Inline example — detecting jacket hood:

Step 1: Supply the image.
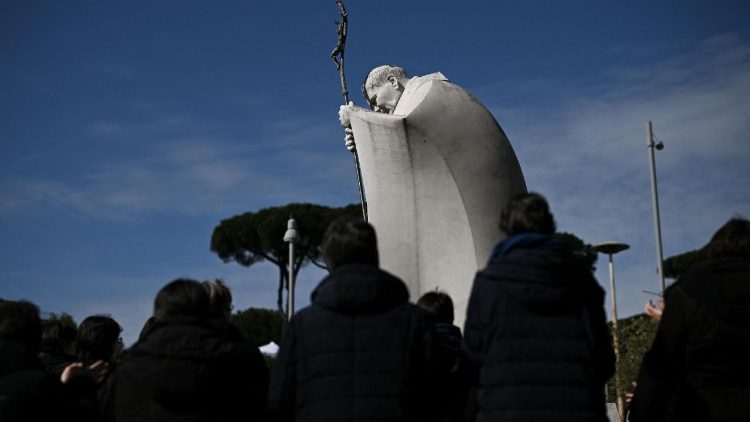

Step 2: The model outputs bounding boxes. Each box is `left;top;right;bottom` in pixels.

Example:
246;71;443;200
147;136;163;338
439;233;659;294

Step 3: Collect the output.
131;316;247;360
480;235;601;312
311;264;410;313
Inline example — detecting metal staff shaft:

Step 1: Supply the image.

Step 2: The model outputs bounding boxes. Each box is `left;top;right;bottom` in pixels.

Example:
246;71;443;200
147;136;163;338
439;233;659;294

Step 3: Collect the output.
331;0;367;221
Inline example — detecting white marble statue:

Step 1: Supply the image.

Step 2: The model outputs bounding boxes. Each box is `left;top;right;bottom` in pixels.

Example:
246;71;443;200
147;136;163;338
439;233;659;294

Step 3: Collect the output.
338;65;526;327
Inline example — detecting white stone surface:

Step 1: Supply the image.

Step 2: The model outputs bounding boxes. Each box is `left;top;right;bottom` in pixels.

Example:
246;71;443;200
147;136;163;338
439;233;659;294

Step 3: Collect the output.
346;71;526;327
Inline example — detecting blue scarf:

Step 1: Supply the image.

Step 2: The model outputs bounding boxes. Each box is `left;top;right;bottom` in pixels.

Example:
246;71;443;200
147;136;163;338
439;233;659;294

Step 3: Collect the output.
488;232;553;263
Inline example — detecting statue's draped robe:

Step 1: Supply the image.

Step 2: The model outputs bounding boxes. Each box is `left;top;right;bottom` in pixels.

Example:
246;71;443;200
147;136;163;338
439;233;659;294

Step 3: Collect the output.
348;73;526;326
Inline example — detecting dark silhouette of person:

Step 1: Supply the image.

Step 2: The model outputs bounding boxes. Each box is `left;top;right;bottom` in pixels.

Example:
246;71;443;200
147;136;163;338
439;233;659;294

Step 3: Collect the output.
0;299;99;422
630;217;750;421
102;278;269;421
463;192;615;421
417;290;469;422
38;319;77;377
269;217;435;422
76;315;122;367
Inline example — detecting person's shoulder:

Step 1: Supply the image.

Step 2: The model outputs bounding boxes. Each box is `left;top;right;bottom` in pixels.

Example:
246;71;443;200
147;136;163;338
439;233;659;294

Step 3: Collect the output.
669;257;750;298
0;365;62;398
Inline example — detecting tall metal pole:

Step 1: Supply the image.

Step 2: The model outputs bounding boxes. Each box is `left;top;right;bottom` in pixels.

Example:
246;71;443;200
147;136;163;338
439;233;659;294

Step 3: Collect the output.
607;253;625;422
284;218;298;321
593;241;629;422
647;121;666;293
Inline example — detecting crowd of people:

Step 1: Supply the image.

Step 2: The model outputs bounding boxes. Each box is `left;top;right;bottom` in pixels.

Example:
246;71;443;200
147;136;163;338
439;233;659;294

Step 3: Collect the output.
1;192;748;421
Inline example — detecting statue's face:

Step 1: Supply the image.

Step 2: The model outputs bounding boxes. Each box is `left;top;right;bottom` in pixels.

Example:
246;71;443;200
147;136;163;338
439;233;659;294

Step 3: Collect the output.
366;76;403;114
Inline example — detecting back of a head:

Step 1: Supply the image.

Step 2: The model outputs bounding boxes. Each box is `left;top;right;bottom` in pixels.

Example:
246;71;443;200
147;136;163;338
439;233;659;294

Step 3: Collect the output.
41;319;77;353
499;192;556;236
76;315;121;362
154;278;210;320
0;299;41;352
416;291;455;324
322;217;379;271
202;279;233;320
706;217;750;260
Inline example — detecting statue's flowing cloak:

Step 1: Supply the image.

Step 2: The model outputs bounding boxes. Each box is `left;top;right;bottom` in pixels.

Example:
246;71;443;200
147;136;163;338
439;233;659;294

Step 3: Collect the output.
348;73;526;325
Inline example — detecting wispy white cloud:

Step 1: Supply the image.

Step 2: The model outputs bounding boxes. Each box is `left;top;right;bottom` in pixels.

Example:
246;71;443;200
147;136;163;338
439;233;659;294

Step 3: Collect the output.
0;110;355;221
484;33;750;319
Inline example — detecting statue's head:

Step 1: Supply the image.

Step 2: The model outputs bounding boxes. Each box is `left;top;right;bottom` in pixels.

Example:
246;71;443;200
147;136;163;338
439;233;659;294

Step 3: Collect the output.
362;65;409;114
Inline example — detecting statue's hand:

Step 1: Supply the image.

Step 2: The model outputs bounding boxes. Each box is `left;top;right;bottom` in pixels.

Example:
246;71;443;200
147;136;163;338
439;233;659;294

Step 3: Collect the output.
344;127;356;152
338;101;355;127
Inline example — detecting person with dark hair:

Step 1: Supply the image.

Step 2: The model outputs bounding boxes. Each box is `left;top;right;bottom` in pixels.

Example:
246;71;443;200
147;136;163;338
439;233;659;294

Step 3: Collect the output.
269;217;435;422
464;192;615;421
39;319;77;377
320;216;380;269
0;299;99;421
417;291;469;422
76;315;122;366
153;278;211;319
75;314;121;408
417;290;455;325
103;278;269;421
629;217;750;421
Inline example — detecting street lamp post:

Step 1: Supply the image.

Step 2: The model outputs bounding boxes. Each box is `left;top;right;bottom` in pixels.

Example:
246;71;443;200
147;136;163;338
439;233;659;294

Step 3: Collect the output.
593;241;630;422
647;121;666;294
284;217;299;321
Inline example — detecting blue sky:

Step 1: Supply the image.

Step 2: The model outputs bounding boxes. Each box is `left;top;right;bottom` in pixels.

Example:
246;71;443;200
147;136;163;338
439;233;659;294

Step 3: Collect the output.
2;1;749;345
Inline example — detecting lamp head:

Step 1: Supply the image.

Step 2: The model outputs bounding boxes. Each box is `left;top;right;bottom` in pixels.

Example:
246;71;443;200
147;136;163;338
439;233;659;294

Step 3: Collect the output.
283;218;298;243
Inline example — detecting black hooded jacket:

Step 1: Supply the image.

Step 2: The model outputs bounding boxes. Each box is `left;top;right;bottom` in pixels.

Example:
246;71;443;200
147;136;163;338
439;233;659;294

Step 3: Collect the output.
102;316;269;422
268;264;433;422
464;234;615;422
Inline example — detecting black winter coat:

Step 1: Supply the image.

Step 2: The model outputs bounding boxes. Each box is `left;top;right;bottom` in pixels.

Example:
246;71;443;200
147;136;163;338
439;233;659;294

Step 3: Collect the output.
268;264;434;422
0;339;98;422
102;317;269;422
38;349;76;377
629;257;750;422
464;234;615;422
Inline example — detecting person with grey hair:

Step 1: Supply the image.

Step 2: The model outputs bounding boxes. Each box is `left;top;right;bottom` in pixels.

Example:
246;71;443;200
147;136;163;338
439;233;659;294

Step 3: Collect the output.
463;192;614;422
202;278;233;321
269;217;435;422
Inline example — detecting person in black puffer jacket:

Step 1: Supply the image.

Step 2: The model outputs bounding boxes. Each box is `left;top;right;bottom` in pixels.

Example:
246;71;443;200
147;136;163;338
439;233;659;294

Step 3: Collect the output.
269;217;434;422
102;279;270;422
629;217;750;422
464;192;615;422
